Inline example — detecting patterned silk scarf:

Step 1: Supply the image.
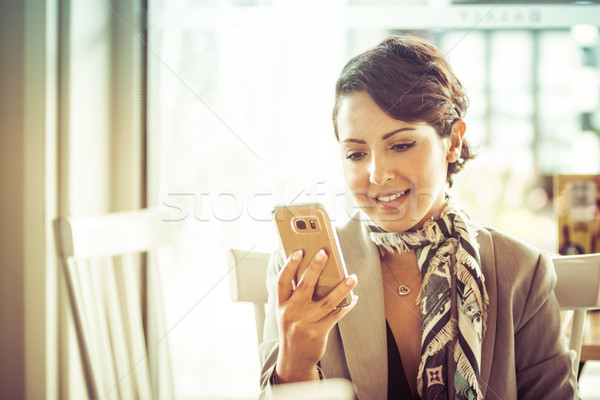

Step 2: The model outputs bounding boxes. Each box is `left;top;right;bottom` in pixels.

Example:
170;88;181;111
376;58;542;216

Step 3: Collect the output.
364;198;489;400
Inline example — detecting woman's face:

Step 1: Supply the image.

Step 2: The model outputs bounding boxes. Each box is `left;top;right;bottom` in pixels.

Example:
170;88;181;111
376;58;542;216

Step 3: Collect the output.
336;92;463;233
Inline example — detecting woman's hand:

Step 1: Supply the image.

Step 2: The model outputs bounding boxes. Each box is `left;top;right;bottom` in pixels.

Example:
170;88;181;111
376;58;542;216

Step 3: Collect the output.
275;249;358;383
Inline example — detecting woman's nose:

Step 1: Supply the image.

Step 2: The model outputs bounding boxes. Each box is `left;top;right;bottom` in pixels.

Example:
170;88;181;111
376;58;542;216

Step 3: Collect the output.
369;154;393;186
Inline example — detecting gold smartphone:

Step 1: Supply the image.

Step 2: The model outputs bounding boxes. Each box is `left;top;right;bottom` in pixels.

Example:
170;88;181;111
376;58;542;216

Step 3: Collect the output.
272;203;352;308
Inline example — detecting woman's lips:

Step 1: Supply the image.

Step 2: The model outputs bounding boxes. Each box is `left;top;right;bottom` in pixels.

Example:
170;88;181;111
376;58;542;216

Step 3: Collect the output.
373;189;410;209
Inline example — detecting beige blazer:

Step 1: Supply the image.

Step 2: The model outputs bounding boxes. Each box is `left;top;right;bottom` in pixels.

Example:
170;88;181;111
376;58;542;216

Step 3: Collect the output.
259;216;577;399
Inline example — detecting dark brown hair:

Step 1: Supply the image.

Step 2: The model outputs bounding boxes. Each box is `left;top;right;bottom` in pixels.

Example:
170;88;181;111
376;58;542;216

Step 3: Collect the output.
332;35;475;187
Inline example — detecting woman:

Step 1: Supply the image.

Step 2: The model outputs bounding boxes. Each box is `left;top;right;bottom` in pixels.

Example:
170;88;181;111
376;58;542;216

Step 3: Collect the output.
259;35;576;399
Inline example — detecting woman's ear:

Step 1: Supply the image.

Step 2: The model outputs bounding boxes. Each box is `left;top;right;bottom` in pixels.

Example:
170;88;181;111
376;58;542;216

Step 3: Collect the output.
447;119;466;163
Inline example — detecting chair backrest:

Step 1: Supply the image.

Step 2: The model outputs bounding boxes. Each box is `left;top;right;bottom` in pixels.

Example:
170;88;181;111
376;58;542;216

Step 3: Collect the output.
54;208;175;400
552;253;600;389
227;249;270;344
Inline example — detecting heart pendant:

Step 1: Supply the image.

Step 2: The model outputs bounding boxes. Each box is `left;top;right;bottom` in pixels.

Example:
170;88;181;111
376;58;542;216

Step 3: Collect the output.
398;284;410;296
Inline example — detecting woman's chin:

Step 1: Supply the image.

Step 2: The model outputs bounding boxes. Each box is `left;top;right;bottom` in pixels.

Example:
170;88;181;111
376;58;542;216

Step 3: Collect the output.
360;206;433;233
361;211;413;233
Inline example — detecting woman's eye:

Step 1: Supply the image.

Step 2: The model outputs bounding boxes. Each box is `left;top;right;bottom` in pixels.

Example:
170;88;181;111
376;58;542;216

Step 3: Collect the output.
345;152;367;161
391;141;416;152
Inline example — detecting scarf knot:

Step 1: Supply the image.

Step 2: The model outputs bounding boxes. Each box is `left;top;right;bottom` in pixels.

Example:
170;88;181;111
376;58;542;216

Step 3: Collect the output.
363;198;488;400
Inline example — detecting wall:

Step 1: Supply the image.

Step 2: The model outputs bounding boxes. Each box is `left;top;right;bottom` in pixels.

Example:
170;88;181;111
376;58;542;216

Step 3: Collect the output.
0;1;26;398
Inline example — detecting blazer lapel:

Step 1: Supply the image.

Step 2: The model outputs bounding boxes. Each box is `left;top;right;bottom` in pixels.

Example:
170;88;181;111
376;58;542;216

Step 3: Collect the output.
477;227;498;399
335;217;388;400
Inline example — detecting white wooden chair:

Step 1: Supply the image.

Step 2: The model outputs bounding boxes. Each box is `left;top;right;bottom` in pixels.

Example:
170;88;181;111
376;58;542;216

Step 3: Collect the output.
552;253;600;396
54;208;175;399
227;249;270;345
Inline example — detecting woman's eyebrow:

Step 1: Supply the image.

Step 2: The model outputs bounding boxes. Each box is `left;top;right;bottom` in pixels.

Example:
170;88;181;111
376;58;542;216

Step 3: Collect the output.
381;127;415;140
341;138;366;144
341;127;415;144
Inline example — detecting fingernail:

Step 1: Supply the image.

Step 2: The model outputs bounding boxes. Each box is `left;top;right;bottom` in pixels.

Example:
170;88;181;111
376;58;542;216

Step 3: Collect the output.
316;249;326;261
346;274;357;286
292;250;303;261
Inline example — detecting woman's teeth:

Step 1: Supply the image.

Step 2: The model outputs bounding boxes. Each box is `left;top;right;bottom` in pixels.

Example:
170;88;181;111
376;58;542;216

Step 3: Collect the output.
377;190;407;202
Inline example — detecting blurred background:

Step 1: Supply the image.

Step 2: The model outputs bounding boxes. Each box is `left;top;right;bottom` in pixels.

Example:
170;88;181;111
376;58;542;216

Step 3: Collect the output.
2;0;600;399
148;1;600;397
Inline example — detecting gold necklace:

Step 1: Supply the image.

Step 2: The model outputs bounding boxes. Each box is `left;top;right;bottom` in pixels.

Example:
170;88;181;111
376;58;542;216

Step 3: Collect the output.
383;262;422;296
